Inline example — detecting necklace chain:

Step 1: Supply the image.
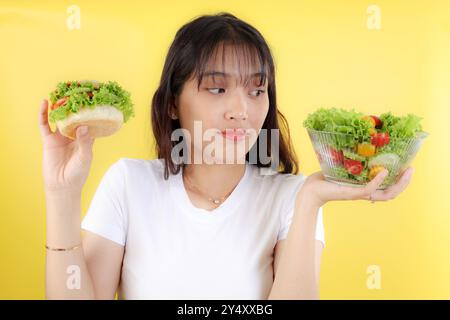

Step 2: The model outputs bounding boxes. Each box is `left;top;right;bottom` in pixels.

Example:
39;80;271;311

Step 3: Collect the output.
183;171;233;206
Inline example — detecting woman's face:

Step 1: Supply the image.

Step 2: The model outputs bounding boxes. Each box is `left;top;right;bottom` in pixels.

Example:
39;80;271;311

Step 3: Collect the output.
174;46;270;165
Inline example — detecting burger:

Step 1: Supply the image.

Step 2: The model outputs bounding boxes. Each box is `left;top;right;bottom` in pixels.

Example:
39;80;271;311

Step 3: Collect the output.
48;80;134;139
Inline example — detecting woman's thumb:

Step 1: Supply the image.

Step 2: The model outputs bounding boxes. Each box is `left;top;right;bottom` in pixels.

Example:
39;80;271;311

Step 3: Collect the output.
75;126;95;161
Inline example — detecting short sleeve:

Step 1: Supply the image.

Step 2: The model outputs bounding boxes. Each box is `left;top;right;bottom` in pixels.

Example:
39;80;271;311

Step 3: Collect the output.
81;159;128;246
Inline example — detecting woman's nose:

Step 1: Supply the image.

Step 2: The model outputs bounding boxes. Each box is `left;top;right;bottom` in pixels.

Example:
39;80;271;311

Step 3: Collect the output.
227;111;248;120
224;92;249;120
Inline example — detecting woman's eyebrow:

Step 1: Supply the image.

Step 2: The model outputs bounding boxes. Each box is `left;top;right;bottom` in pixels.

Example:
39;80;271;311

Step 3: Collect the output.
202;71;268;87
203;71;266;79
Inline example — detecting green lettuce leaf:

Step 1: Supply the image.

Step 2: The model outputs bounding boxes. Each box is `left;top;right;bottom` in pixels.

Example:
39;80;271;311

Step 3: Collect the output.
48;80;134;123
376;112;424;156
303;107;372;150
379;112;423;138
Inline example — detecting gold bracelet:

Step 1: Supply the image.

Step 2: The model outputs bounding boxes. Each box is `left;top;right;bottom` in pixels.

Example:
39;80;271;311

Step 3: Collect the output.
45;244;82;252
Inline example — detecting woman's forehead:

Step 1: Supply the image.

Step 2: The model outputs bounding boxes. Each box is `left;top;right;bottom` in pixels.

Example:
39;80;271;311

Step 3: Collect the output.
204;45;266;77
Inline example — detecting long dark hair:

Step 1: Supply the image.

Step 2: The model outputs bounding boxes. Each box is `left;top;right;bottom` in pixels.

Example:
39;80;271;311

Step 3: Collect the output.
151;12;298;180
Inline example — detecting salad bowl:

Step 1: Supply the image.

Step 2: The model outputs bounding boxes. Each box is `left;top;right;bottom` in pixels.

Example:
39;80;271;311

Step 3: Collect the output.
304;108;428;189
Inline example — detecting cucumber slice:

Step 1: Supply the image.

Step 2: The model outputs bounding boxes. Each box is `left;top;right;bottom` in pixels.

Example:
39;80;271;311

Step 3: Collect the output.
368;153;400;169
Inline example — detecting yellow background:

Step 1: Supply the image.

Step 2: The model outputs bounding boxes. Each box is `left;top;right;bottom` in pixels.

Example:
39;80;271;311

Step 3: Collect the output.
1;0;448;299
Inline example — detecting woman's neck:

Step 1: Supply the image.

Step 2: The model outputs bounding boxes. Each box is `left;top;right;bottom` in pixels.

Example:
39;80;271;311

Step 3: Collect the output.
182;161;247;199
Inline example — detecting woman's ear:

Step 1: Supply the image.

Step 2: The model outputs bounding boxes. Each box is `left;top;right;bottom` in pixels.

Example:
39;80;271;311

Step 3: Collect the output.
168;103;179;120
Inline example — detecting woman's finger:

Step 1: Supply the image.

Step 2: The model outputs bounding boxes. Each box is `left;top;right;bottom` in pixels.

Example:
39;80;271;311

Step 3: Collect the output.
53;125;74;144
336;169;388;201
39;100;52;138
75;125;95;162
373;167;414;201
360;169;389;200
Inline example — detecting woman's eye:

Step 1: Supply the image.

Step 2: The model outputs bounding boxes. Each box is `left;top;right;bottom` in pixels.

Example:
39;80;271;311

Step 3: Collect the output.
207;88;266;96
208;88;225;94
250;89;266;97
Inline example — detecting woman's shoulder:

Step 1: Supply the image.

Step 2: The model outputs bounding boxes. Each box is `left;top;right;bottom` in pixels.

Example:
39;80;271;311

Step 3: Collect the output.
115;157;164;168
249;164;309;195
251;165;307;184
110;157;167;181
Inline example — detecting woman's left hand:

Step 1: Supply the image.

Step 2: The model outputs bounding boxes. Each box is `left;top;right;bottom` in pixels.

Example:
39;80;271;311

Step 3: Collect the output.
303;167;415;207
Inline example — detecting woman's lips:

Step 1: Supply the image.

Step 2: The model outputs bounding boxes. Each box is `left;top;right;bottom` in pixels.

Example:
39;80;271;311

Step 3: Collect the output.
220;128;248;141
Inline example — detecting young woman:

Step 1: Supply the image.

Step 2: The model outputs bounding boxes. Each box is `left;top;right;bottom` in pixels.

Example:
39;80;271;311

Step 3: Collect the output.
39;13;414;300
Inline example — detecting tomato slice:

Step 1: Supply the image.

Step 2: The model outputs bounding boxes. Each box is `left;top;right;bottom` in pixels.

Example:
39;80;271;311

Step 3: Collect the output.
362;115;383;129
344;158;364;175
50;97;68;110
371;132;390;147
370;115;383;129
323;146;344;165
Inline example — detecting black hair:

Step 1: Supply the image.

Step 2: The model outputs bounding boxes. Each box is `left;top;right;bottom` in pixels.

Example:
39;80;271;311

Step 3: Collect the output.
151;12;298;179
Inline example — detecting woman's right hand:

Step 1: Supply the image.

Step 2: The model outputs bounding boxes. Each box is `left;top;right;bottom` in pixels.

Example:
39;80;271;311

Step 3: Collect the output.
39;99;96;193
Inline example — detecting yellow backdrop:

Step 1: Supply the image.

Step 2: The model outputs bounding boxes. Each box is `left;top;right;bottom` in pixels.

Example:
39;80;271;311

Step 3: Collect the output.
1;0;448;299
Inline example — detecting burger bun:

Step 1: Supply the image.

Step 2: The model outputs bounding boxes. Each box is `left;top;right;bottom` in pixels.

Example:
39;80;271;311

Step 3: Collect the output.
56;105;124;139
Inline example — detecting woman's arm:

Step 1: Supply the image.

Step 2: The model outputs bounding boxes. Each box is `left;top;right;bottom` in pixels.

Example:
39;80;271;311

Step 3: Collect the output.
45;190;95;299
273;239;323;295
268;166;413;300
268;189;321;300
39;99;124;299
45;191;124;299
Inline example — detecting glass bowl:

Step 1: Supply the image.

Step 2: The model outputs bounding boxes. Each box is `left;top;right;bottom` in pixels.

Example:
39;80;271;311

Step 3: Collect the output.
306;128;429;189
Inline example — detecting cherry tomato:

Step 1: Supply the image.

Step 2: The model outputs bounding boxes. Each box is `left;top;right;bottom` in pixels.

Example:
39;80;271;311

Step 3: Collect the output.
344;158;364;175
324;146;344;165
371;132;390;147
370;115;383;129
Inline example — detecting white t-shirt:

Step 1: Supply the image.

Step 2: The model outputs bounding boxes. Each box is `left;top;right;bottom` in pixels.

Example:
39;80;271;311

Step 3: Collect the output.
81;158;325;300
